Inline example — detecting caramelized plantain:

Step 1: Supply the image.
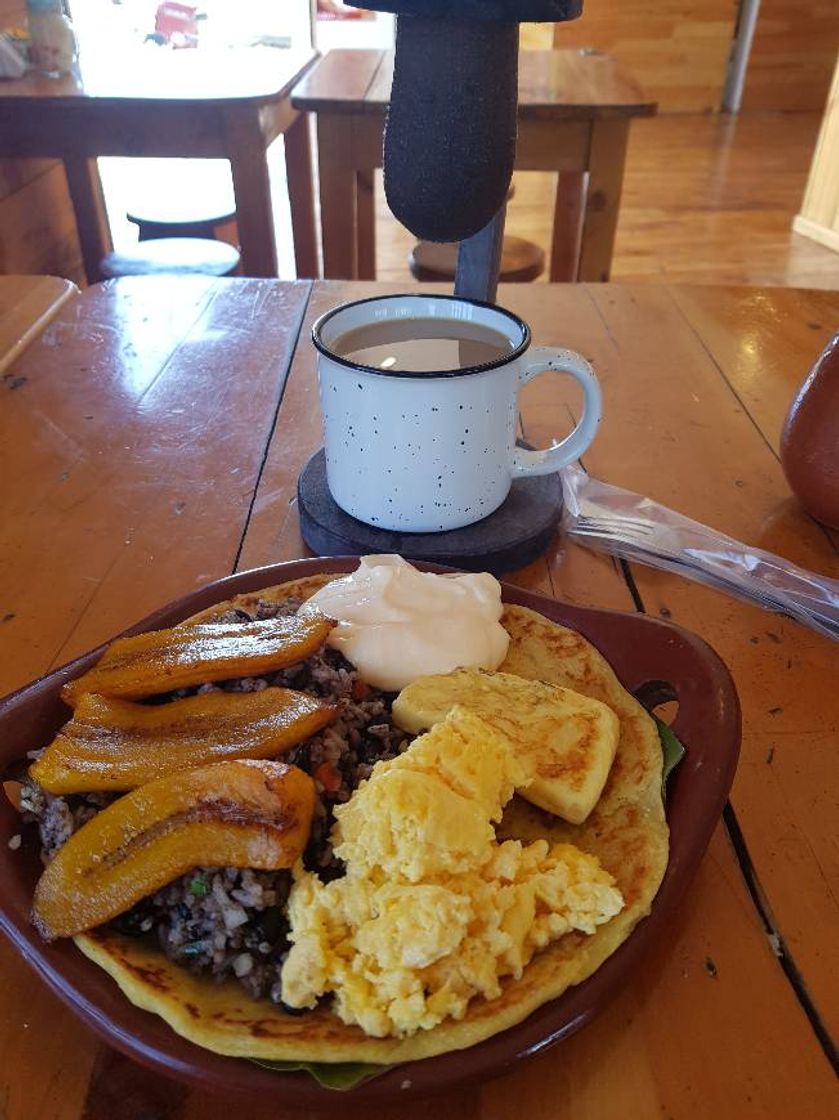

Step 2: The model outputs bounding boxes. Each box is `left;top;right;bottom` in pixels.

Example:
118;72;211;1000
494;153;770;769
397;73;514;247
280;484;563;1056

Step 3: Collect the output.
61;614;334;706
30;689;337;794
32;759;315;940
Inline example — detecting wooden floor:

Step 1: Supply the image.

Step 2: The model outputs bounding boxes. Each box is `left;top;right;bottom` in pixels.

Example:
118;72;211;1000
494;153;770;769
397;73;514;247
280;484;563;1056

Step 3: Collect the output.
373;111;839;290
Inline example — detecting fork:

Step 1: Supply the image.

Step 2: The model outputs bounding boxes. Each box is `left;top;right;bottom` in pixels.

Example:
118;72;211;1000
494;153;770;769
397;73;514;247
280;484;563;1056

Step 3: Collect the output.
562;468;839;641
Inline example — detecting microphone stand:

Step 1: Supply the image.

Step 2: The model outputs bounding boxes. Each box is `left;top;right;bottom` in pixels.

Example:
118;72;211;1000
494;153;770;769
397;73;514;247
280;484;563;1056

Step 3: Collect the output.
454;205;507;304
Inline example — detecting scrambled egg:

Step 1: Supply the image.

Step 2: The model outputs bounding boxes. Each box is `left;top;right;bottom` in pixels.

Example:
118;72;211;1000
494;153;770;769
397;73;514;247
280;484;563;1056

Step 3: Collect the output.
333;705;525;881
280;707;624;1038
393;667;620;825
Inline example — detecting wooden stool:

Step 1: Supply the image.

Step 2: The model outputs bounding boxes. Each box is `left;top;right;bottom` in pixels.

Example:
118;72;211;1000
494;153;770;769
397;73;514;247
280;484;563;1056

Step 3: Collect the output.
100;238;241;278
409;236;545;283
128;212;237;242
125;159;236;242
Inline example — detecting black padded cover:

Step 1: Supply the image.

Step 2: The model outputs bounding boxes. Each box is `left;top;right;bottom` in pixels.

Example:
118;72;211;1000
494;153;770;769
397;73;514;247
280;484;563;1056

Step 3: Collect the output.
383;18;518;241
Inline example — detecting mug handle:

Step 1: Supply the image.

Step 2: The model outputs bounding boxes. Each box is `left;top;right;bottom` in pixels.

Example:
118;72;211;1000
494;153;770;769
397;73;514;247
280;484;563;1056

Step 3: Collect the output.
512;346;603;477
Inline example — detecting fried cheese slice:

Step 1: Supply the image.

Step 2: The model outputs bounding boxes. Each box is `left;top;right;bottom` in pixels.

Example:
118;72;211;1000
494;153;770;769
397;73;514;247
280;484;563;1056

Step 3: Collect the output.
393;668;619;824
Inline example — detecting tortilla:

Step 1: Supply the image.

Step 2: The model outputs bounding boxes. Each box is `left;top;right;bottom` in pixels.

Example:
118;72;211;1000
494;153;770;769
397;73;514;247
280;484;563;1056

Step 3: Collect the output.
74;573;669;1064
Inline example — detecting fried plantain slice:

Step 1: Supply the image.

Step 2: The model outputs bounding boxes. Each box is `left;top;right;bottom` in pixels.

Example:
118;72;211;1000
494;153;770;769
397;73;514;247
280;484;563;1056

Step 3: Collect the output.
61;614;334;706
31;689;336;794
32;759;315;940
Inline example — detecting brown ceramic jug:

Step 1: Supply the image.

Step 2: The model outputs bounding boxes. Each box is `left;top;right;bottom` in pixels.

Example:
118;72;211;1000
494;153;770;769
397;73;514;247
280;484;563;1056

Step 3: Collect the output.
780;332;839;530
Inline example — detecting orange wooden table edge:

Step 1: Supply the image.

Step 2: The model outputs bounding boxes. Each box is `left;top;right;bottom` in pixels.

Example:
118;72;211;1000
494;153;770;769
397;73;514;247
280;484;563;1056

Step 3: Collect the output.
0;275;80;377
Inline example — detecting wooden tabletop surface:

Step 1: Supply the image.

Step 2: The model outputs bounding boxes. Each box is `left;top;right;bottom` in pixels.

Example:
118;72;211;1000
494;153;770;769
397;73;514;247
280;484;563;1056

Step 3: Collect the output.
292;48;657;119
0;45;316;105
0;277;837;1119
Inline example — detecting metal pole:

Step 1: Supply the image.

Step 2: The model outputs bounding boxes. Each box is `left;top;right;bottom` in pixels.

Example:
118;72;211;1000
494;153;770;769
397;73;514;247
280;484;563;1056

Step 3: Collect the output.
454;205;507;304
722;0;761;113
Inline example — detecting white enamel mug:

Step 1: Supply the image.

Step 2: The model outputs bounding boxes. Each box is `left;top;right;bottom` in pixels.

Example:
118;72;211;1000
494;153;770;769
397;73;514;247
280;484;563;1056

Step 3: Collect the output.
312;294;602;533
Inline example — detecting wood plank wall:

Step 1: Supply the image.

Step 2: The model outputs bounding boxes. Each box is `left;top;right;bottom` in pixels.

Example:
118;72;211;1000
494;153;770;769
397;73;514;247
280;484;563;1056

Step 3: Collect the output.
552;0;738;113
740;0;839;112
551;0;838;114
0;1;84;282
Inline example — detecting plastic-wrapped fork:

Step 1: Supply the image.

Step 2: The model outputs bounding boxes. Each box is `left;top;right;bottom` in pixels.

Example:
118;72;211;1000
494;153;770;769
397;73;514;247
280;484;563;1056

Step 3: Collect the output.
561;465;839;641
570;515;780;608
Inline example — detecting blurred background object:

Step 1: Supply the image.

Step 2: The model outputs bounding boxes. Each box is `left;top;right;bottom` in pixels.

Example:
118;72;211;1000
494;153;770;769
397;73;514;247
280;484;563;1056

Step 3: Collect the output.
25;0;77;75
316;1;368;21
0;0;837;288
147;2;200;50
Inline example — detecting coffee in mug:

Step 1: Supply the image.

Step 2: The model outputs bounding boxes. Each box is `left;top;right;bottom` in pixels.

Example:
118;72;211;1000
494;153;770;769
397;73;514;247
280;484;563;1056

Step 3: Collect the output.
333;318;514;373
312;294;602;533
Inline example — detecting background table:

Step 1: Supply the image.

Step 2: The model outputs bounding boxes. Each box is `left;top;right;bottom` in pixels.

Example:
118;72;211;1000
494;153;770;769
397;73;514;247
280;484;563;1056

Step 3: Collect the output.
0;47;319;283
292;49;656;282
0;277;837;1118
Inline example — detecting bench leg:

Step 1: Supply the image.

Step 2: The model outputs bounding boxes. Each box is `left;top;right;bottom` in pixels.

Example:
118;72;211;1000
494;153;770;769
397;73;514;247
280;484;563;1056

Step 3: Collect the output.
317;114;357;279
63;156;112;285
225;107;278;278
285;112;319;280
356;168;376;280
577;119;630;283
550;171;585;281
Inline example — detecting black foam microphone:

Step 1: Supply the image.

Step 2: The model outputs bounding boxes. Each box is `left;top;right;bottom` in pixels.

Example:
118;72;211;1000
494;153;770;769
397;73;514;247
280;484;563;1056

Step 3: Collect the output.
350;2;582;244
385;16;518;243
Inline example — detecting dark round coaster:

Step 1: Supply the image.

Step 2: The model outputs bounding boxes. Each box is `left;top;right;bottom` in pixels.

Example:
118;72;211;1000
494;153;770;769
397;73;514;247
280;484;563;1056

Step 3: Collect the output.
297;448;562;575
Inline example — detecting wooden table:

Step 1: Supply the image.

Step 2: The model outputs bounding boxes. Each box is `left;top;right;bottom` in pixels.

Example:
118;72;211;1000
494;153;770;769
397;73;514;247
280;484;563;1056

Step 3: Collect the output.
1;277;837;1119
291;49;656;282
0;274;78;375
0;47;320;284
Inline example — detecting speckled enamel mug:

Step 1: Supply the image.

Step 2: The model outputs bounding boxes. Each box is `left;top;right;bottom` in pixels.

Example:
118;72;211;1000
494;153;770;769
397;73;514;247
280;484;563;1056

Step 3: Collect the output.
312;294;602;533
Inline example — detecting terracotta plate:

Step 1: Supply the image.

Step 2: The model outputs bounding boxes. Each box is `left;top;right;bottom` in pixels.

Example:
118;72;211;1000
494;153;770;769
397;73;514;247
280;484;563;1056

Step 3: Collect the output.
0;558;740;1104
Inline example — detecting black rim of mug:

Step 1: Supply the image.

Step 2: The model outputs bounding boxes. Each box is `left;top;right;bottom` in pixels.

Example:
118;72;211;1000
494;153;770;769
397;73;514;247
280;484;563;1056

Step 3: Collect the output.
311;293;532;379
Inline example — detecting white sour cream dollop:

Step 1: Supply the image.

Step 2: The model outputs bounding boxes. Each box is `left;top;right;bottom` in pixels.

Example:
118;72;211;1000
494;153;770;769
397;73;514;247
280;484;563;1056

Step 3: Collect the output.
299;555;510;692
